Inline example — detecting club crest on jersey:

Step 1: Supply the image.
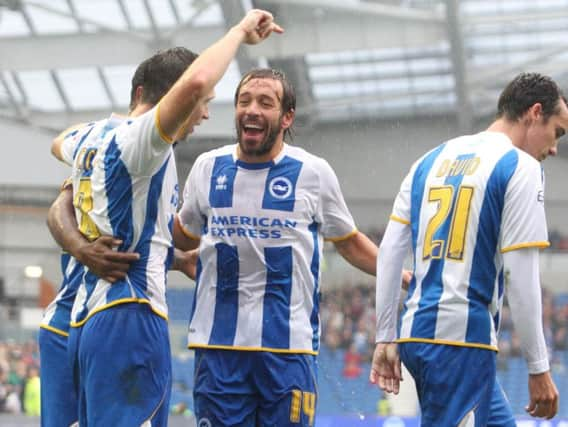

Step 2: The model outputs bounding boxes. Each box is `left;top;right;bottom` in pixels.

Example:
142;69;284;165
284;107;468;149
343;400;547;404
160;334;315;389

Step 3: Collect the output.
269;176;293;199
215;174;228;190
197;418;212;427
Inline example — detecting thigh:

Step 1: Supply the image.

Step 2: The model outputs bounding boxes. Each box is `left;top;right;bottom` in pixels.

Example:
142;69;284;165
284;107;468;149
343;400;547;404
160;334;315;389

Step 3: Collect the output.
39;328;78;427
79;304;171;427
400;342;495;427
255;353;318;427
193;349;257;427
487;379;516;427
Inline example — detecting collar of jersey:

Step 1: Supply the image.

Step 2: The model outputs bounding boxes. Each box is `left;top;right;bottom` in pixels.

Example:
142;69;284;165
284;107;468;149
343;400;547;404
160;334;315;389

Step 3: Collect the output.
235;159;275;170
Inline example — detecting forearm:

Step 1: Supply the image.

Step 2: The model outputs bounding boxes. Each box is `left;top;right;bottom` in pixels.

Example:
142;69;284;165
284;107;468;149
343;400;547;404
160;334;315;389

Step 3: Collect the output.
158;26;246;137
375;220;411;342
504;248;550;374
173;215;200;252
171;248;186;271
47;188;88;258
334;231;378;276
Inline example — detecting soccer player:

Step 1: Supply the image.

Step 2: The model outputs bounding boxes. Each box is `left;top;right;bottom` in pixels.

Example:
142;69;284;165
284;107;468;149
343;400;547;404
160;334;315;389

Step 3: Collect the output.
45;10;283;426
44;48;199;427
38;248;83;427
40;150;140;426
173;68;380;426
370;72;565;425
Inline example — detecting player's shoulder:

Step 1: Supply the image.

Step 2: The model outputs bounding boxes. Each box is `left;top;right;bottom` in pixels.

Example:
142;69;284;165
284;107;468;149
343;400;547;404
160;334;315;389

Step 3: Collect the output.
283;144;332;172
80;115;126;145
193;144;236;168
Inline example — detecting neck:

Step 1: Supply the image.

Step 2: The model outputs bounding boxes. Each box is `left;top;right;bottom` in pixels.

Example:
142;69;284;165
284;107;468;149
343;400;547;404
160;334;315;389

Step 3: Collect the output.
486;117;527;150
129;102;153;118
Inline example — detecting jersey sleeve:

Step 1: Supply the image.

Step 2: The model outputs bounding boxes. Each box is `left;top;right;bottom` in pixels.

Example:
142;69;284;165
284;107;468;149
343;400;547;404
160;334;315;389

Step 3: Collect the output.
59;123;97;166
390;161;419;225
375;219;412;342
177;155;206;239
113;105;174;176
503;248;550;374
500;155;549;253
316;158;357;241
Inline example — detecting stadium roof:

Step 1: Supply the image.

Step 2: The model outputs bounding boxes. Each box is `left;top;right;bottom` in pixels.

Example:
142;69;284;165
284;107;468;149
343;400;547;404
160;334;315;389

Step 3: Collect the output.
1;0;568;152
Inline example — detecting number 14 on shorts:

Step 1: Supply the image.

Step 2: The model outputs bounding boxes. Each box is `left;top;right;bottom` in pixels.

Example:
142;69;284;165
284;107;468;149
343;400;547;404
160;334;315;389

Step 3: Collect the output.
290;389;316;426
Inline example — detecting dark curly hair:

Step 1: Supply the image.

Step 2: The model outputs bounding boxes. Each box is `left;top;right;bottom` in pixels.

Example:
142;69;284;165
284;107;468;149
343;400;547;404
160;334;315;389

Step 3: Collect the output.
497;72;564;123
129;47;198;110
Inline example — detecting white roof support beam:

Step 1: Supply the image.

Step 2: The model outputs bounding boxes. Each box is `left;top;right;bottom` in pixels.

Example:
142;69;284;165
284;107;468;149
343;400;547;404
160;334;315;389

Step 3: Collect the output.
0;101;237;138
116;0;134;30
0;72;24;117
0;28;220;71
257;0;444;22
1;6;446;71
49;69;71;112
445;0;472;134
468;44;568;88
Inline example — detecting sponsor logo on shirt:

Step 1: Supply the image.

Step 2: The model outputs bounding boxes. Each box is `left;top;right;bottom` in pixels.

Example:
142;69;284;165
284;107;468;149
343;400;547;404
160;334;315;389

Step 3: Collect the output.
209;215;298;239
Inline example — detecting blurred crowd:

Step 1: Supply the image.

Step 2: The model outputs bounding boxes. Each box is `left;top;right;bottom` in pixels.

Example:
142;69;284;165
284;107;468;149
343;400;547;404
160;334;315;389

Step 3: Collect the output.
0;339;40;415
320;282;568;378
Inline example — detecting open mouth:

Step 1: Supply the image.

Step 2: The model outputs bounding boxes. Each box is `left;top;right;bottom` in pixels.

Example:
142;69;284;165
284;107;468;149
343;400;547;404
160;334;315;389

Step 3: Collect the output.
242;123;265;139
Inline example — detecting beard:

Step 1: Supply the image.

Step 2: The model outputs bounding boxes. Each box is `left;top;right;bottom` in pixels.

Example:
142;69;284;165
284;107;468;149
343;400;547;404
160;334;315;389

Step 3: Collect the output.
236;116;282;158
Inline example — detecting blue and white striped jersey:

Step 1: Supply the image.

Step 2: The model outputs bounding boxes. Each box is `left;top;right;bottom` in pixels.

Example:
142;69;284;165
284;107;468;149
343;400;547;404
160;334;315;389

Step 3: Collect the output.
60;107;178;326
40;253;85;336
390;131;549;350
178;144;357;354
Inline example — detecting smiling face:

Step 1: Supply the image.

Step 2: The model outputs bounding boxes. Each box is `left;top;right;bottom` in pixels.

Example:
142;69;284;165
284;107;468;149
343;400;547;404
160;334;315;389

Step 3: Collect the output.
234;77;294;162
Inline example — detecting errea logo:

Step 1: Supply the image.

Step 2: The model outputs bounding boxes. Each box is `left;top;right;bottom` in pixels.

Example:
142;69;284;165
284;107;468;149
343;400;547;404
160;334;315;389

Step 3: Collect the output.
269;176;292;199
537;190;544;203
215;174;228;191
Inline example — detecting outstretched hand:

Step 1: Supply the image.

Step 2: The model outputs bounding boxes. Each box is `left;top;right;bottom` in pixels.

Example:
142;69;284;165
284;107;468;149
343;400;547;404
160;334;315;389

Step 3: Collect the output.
238;9;284;45
369;342;402;395
75;235;139;283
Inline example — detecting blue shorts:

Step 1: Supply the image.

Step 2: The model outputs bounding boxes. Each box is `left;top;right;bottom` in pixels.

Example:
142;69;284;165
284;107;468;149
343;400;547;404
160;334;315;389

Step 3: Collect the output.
487;379;516;427
67;303;171;426
400;342;513;427
38;328;78;427
194;349;318;426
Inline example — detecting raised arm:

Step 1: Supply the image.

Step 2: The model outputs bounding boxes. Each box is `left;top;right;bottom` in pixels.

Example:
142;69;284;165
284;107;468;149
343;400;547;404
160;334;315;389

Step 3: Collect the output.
157;9;283;141
47;186;139;282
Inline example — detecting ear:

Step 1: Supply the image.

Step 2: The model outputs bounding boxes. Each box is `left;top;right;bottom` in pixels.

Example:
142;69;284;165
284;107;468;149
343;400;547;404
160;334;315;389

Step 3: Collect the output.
528;102;543;120
281;109;295;131
134;85;144;106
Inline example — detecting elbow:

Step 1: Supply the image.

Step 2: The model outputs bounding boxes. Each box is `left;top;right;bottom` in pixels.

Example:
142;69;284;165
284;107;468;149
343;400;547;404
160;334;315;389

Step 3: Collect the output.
46;202;58;238
185;71;212;100
51;138;62;161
